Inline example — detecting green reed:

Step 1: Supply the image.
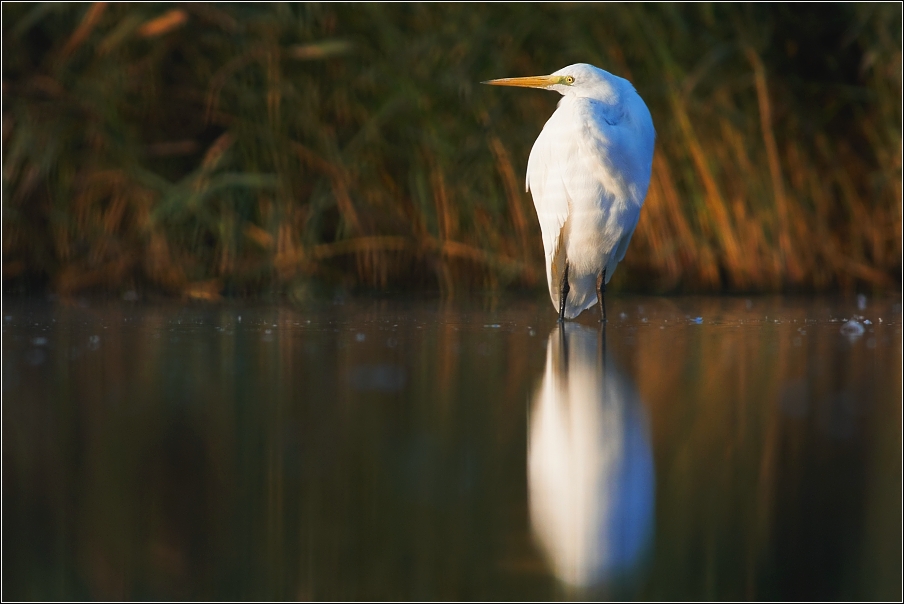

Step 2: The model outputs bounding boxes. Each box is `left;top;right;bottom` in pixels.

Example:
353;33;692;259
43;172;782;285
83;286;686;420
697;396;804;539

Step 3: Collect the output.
2;3;900;298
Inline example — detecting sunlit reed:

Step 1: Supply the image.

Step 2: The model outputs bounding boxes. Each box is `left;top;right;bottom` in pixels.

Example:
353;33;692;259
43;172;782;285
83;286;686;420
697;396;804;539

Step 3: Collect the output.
2;4;899;297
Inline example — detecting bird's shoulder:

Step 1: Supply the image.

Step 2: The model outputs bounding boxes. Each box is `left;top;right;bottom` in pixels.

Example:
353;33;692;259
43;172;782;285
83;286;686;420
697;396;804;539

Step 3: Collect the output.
526;98;611;194
554;96;624;133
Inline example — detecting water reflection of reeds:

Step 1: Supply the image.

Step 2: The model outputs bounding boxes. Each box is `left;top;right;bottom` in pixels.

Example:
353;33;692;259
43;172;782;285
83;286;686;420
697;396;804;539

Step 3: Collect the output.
2;297;901;600
3;300;552;599
612;297;903;600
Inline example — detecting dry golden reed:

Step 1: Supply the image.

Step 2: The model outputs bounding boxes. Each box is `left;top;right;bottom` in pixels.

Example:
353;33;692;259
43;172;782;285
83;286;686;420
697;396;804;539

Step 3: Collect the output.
2;3;900;298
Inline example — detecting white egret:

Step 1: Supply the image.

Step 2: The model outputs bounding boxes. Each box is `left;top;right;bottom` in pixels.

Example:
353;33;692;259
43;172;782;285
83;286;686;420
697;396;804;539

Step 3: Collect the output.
485;64;655;321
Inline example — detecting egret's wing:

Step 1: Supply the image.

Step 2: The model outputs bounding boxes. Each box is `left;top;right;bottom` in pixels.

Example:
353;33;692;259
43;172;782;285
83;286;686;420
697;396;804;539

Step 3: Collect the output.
568;98;645;287
569;99;633;211
526;111;573;306
608;226;636;277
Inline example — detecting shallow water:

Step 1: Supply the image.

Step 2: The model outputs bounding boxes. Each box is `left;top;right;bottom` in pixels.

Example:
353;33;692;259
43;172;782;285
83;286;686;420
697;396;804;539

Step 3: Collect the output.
3;294;901;600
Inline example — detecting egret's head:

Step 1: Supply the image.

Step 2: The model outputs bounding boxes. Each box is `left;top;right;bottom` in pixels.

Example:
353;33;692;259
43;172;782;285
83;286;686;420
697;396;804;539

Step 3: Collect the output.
483;63;626;102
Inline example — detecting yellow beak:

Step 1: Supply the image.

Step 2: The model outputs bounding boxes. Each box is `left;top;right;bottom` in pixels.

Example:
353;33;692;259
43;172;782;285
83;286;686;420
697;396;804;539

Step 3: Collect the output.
482;75;563;89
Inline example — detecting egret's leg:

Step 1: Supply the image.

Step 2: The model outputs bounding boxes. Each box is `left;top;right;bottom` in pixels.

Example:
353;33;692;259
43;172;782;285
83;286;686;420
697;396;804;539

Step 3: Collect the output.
598;318;607;372
596;269;608;323
558;263;570;323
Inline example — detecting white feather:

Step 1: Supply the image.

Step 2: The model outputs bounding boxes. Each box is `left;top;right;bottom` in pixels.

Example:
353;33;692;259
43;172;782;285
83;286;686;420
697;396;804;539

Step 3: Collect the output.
525;64;655;319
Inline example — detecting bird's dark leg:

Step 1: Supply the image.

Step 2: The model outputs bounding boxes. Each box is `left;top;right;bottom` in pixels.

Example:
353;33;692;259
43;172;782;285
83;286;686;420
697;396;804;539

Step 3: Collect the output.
558;263;570;323
596;269;608;323
597;316;607;373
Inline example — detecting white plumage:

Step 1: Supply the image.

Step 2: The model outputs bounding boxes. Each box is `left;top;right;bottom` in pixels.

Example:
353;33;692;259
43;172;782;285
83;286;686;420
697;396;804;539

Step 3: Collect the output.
486;64;655;320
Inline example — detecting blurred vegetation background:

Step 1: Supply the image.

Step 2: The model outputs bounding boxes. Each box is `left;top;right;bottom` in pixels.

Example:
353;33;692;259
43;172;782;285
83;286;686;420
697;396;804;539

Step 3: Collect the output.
2;3;901;300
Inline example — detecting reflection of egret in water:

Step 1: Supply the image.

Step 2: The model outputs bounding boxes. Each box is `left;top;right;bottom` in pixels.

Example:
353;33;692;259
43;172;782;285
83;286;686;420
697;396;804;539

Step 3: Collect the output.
528;323;655;589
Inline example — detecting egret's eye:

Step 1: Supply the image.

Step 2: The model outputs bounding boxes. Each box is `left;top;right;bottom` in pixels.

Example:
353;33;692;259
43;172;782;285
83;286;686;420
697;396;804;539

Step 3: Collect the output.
564;75;575;85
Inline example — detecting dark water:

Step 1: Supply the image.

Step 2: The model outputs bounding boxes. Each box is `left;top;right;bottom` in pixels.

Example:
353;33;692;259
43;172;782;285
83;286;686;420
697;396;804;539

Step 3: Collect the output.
3;295;901;601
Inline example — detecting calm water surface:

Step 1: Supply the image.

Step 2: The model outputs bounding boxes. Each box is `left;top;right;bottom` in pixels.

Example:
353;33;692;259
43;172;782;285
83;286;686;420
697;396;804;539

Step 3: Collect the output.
3;295;901;600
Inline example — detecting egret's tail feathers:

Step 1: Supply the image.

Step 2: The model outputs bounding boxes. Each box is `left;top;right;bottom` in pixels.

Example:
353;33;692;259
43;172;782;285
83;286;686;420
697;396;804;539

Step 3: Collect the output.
547;271;600;319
